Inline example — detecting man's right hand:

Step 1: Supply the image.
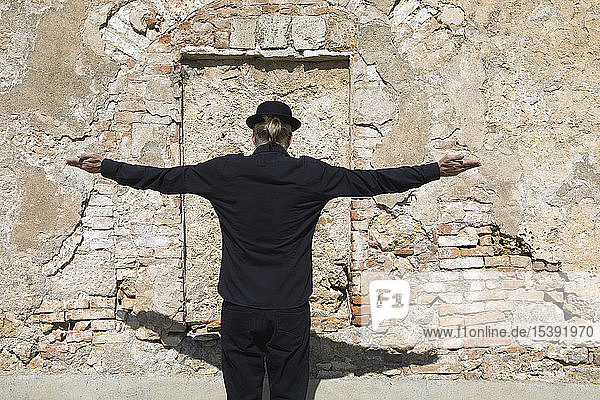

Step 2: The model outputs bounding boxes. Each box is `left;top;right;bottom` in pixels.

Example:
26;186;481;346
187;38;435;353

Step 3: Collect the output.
437;154;481;177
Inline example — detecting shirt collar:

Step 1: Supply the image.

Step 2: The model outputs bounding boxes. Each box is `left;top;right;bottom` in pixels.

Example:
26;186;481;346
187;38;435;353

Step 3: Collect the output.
252;142;290;156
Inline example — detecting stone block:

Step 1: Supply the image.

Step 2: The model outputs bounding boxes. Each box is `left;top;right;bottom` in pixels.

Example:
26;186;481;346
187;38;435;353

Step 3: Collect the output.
257;14;290;49
230;18;256;49
291;16;326;50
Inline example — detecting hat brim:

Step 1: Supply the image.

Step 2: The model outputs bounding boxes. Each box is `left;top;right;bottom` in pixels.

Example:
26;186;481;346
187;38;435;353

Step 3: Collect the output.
246;113;301;132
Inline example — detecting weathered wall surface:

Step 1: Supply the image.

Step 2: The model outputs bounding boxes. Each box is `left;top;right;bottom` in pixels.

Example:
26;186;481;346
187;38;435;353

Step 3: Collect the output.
1;0;599;384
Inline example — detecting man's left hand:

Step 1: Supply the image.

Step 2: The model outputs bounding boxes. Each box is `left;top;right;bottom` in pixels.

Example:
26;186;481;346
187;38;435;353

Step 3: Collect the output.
65;153;104;174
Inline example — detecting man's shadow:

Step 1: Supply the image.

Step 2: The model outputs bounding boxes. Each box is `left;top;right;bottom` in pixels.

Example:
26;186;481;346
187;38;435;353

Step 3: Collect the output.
121;309;438;400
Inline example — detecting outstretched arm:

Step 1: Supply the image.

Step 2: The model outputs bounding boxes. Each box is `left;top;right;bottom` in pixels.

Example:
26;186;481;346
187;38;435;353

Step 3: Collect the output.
65;153;221;196
308;153;481;199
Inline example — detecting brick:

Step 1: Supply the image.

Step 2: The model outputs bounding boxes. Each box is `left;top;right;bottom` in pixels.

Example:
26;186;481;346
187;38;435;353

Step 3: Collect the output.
438;223;461;235
393;248;414;256
439;247;459;259
350;210;365;220
39;342;68;353
65;331;93;343
500;279;525;290
439;315;464;326
484;255;510;267
475;226;493;235
421;282;445;292
439;303;485;315
509;255;532;268
351;199;373;208
440;257;484;269
32;311;65;323
460;246;494;257
483;300;515;312
351;220;369;230
73;321;90;331
214;29;230;49
64;298;89;310
92;332;129;344
65;308;115;321
478;235;493;245
532;260;546;271
411;363;462;374
465;290;506;301
89;297;115;309
507;289;544;302
464;311;506;325
469;280;486;291
438;292;464;303
91;320;122;331
351;314;370;326
438;234;478;247
114;111;144;123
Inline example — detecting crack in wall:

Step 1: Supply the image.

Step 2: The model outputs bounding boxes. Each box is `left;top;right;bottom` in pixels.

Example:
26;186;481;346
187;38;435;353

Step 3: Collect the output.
41;194;91;277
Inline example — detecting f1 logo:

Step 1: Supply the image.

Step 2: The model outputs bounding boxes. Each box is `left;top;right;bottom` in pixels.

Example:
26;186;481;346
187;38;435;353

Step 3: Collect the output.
369;280;410;331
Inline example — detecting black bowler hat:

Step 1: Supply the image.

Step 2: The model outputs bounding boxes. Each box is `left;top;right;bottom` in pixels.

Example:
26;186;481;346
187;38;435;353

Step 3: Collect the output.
246;100;301;132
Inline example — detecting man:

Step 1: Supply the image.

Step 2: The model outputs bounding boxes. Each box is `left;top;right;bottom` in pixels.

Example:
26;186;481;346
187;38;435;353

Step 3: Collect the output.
66;100;480;399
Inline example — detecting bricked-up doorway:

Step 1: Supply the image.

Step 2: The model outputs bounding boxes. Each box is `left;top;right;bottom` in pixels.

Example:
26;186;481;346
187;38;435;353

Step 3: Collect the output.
181;56;351;323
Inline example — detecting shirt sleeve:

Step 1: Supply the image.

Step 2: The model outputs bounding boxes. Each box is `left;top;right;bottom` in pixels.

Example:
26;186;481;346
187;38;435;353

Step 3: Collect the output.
100;157;222;197
305;158;440;200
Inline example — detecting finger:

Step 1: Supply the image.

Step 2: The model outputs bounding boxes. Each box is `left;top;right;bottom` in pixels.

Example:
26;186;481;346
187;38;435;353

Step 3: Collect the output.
461;160;481;168
65;157;81;165
446;154;464;161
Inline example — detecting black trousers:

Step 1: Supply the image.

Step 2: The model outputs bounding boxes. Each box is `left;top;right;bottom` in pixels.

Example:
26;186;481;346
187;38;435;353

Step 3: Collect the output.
220;300;310;400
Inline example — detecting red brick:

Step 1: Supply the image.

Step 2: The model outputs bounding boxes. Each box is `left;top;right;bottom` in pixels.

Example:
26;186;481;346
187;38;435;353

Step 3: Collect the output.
158;34;171;44
350;261;366;271
214;30;230;49
484;255;509;267
154;65;173;74
89;297;115;309
439;247;459;259
65;331;93;343
351;314;370;326
475;226;493;235
350;210;365;221
32;312;65;323
351;199;372;208
438;223;461;235
39;342;68;353
262;4;279;12
478;235;493;245
65;308;115;321
64;298;89;310
460;246;494;257
393;248;414;256
114;111;144;123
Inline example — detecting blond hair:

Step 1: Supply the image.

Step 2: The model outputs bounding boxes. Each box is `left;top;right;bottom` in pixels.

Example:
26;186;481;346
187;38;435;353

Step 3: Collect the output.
252;116;292;147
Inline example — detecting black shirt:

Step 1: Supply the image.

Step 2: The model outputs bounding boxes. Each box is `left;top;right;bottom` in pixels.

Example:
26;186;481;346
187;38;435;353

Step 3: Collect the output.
100;142;441;309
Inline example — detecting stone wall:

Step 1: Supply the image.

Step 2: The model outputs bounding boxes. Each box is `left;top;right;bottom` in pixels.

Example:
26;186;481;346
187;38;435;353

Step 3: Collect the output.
1;0;599;383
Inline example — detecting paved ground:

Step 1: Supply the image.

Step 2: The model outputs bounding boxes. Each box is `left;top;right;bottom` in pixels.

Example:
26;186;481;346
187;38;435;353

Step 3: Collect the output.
2;373;599;399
